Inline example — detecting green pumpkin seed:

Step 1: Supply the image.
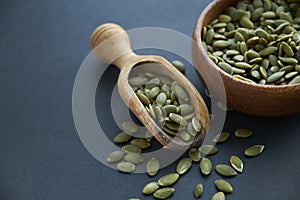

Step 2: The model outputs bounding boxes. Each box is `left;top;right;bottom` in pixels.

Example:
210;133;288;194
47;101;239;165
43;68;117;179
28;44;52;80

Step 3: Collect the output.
215;180;233;193
240;17;254;29
176;158;192;175
136;93;151;106
184;112;196;121
279;57;298;64
150;87;160;99
158;173;179;186
179;131;191;142
235;128;253;138
206;28;215;44
163;105;179;115
230;155;244;173
267;71;285;83
129;76;147;86
107;150;125;163
172;60;185;73
162;126;177;136
156;93;167;106
122;144;142;154
130;139;150;149
259;46;278;56
193;183;204;198
199;145;218;155
161;84;171;98
117;162;135;173
235;62;252;69
128;198;140;200
211;192;225;200
178;104;193;115
233;55;244;62
244;145;265;157
189;148;201;162
215;164;237;177
285;71;298;79
173;84;189;102
114;132;132;143
252;8;264;21
289;75;300;85
213;132;230;143
200;157;212;175
192;117;202;132
153;188;175;199
165;121;181;131
122;122;138;133
124;153;144;164
213;40;231;49
146;157;160;176
169;113;188;126
218;62;233;74
142;182;159;195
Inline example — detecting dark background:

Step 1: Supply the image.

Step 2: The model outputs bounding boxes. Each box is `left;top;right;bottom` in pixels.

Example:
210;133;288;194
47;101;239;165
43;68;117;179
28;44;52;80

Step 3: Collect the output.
0;0;299;199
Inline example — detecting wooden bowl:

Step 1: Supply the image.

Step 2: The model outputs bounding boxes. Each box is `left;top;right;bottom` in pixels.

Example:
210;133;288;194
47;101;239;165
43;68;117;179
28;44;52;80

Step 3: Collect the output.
192;0;300;117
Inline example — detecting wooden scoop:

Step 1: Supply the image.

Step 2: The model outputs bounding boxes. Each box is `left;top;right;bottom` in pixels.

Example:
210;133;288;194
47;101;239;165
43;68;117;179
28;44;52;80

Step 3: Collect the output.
90;23;210;151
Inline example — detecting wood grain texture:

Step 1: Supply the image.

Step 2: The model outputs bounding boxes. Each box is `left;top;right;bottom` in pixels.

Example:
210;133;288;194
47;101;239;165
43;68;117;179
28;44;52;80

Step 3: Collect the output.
192;0;300;117
90;23;210;150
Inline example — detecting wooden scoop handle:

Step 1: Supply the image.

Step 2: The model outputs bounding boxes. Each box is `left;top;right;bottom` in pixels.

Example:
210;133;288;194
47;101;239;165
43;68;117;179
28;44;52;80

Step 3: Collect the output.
90;23;136;69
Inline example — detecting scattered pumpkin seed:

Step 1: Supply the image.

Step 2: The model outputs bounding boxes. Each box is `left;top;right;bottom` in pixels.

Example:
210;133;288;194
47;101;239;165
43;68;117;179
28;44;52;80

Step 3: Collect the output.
158;173;180;186
153;188;175;199
142;182;160;195
213;132;230;143
130;139;151;149
107;150;125;163
172;60;185;74
199;145;218;155
215;164;237;177
235;128;253;138
193;183;204;198
211;192;225;200
176;158;192;175
122;122;138;133
244;145;265;157
124;153;144;164
122;144;142;154
189;148;201;162
230;155;244;173
117;162;135;173
114;132;132;143
146;157;160;176
215;179;233;193
200;157;212;175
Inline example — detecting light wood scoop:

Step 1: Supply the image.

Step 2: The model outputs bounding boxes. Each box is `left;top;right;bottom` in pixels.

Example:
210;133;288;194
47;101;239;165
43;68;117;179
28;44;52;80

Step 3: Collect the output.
90;23;210;151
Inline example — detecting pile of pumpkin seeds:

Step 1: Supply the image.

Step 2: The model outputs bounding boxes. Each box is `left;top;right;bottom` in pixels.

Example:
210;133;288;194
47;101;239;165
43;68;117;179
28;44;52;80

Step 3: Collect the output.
202;0;300;85
128;71;202;142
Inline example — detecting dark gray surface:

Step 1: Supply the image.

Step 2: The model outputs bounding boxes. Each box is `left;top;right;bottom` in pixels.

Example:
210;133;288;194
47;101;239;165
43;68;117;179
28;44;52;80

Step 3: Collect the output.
0;0;299;199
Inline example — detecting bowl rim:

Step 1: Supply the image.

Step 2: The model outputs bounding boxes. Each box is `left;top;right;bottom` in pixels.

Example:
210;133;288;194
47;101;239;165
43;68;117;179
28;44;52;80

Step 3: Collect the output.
193;0;300;90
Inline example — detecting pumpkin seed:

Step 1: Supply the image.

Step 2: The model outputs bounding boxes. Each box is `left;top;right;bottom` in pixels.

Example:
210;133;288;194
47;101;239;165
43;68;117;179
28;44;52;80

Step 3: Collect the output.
235;62;252;69
122;144;142;154
153;188;175;199
235;128;253;138
173;84;189;102
114;132;132;143
211;192;225;200
122;122;138;133
146;157;160;176
172;60;185;74
128;198;140;200
193;183;204;198
158;173;179;186
259;46;278;56
215;164;237;177
213;40;231;49
189;148;201;162
244;145;265;157
117;162;135;173
215;179;233;193
178;104;193;115
267;71;285;82
124;153;144;164
130;138;151;149
176;158;192;175
107;151;125;163
230;155;244;173
199;145;218;155
289;75;300;84
169;113;188;126
150;87;160;99
156;93;167;106
200;157;212;175
129;76;147;86
142;182;159;195
136;93;151;106
279;57;298;64
192;117;202;132
179;131;191;142
218;62;233;74
213;132;230;143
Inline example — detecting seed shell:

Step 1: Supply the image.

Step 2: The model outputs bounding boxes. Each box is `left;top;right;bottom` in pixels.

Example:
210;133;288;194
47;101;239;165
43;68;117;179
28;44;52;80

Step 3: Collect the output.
153;188;175;199
230;155;244;173
215;179;233;193
215;164;237;177
158;173;180;186
193;183;204;198
244;145;265;157
200;157;212;175
176;158;192;175
142;182;159;195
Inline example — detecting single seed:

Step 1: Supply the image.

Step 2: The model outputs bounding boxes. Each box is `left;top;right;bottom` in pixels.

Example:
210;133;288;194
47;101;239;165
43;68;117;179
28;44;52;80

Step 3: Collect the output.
169;113;188;126
158;173;180;186
117;162;135;173
129;76;147;86
235;129;253;138
289;75;300;85
122;122;138;133
153;188;175;199
176;158;192;175
199;145;218;155
107;151;125;163
150;87;160;99
146;157;160;176
230;155;244;173
244;145;265;157
267;71;285;83
211;192;225;200
192;117;202;132
213;40;231;48
142;182;160;195
172;60;185;73
240;16;254;29
259;46;278;56
279;57;298;64
215;164;237;177
114;132;132;143
163;105;179;115
193;183;204;198
213;132;230;143
156;93;167;106
200;157;212;175
136;93;151;106
189;148;201;162
124;153;144;164
179;104;193;115
235;62;252;69
218;62;233;74
215;180;233;193
130;138;150;149
179;131;191;142
173;84;189;102
122;144;142;154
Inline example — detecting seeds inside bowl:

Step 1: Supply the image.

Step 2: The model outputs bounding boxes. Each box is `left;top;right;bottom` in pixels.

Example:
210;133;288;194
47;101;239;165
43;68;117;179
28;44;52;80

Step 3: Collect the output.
202;0;300;85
